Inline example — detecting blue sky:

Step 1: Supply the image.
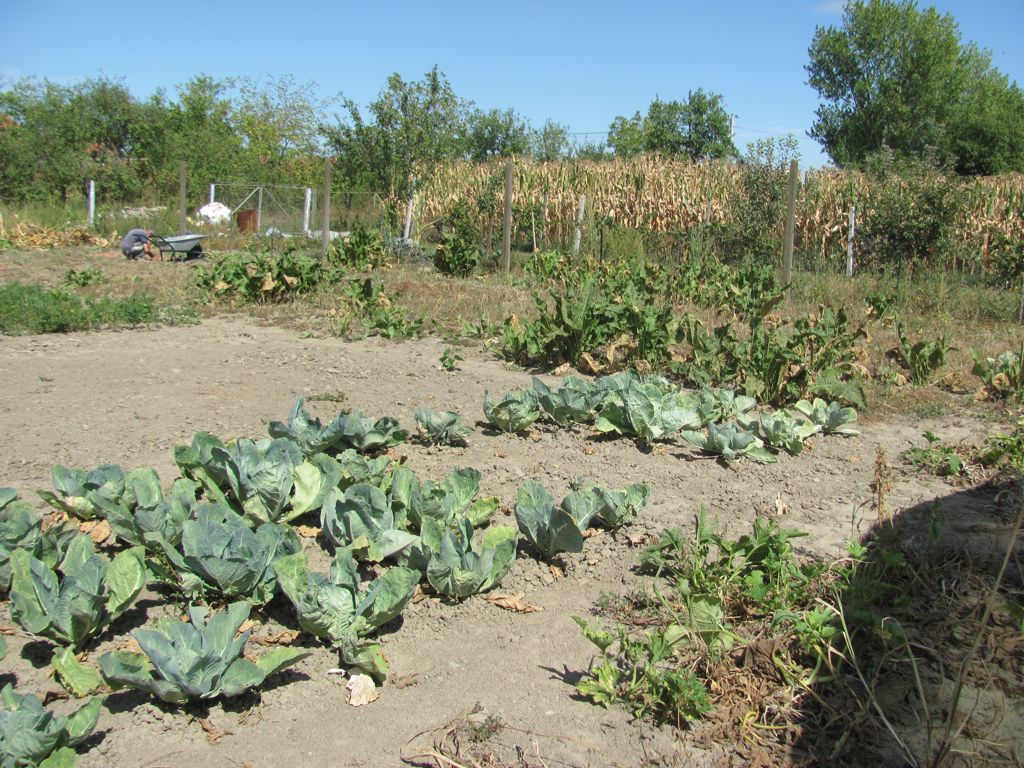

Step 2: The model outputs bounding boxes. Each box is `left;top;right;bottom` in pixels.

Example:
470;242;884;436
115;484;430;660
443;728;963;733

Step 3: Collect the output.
2;1;1022;168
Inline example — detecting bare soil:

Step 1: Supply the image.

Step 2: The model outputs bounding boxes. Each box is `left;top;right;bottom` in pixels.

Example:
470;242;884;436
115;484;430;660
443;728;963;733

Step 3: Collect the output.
0;316;1015;767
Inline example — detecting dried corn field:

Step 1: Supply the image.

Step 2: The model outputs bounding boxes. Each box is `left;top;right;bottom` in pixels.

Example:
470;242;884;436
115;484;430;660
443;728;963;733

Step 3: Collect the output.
413;157;1024;263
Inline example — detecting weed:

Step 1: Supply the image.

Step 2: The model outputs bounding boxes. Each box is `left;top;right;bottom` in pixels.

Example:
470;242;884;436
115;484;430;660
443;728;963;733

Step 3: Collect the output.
893;320;954;386
902;432;966;477
0;282;162;334
439;347;463;371
63;266;105;287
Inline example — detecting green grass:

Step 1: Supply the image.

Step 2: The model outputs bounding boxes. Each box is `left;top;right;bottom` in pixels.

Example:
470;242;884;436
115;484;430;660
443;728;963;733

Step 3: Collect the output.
0;282;165;334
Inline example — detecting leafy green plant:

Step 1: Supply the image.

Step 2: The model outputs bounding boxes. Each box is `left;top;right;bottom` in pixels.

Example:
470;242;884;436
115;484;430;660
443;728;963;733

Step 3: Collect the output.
389;466;498;533
971;343;1024;400
574;618;712;725
483;389;541;433
903;432;965;477
63;267;105;288
274;549;417;682
793;398;859;436
424;518;518;599
575;480;651;529
150;505;300;605
9;535;146;650
532;376;603;426
267;397;350;456
192;250;342;303
513;480;586;560
0;683;101;768
593;378;699;443
0;282;162;335
683;388;757;427
98;602;307;704
327;223;385;270
332;278;422;340
1;490;43;591
894;321;953;386
680;422;776;464
433;230;479;277
414;409;473;445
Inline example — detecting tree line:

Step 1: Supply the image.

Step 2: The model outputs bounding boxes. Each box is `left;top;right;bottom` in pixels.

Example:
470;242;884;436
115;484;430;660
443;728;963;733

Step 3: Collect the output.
1;0;1021;207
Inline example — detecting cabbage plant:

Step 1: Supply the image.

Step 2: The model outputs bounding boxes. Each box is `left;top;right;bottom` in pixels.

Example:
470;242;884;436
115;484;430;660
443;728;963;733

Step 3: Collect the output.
335;449;392;490
274;549;417;682
683;388;758;427
320;484;418;562
681;422;777;464
483;389;541;433
579;481;651;529
532;376;603;425
98;602;307;705
414;409;473;445
389;466;497;531
268;396;349;455
0;683;101;768
594;380;699;442
1;492;42;592
514;480;585;559
793;398;859;436
425;518;518;599
334;410;408;453
150;504;300;605
744;410;820;455
92;474;199;550
9;535;146;650
37;464;150;521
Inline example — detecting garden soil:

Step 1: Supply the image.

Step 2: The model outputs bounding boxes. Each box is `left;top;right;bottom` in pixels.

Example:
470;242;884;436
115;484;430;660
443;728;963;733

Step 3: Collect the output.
0;317;1008;767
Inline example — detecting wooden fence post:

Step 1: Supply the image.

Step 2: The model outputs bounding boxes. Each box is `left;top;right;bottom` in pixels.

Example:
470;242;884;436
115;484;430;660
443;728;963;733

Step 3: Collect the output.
573;194;586;256
321;158;332;258
178;162;187;235
782;159;798;301
846;205;856;277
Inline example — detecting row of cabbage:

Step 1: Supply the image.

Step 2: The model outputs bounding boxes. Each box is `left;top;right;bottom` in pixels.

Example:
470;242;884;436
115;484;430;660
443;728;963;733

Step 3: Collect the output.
485;371;858;462
0;397;651;767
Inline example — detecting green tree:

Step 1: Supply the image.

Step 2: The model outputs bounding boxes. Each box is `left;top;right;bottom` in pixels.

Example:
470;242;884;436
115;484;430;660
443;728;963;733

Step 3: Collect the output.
164;75;243;196
606;91;736;159
465;107;530;162
806;0;1024;173
530;119;570;162
328;67;469;201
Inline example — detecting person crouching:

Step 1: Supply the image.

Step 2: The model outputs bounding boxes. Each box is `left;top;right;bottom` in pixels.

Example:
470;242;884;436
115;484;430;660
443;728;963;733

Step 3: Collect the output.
121;228;156;260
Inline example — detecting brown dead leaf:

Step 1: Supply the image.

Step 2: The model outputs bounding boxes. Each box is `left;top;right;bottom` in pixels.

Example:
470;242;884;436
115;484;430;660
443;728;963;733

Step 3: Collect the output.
199;718;229;743
483;592;542;614
551;363;571;376
0;626;15;636
238;619;261;634
411;584;428;604
652;445;668;456
494;450;507;459
250;629;300;646
624;531;645;547
117;637;143;654
41;690;70;705
386;448;405;464
582;444;595;456
77;519;111;544
294;524;320;538
581;528;603;539
548;564;564;581
528;431;542;443
395;673;420;689
848;454;861;463
347;674;379;706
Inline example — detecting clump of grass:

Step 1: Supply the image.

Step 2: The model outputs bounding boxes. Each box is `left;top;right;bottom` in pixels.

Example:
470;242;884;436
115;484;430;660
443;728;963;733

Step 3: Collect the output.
0;281;173;333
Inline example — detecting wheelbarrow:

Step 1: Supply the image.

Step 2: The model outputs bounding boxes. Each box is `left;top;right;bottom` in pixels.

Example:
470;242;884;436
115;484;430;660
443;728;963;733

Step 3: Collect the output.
151;234;205;261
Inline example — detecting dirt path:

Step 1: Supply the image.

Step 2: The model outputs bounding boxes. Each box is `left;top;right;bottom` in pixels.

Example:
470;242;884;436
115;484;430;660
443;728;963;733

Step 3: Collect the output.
0;317;994;767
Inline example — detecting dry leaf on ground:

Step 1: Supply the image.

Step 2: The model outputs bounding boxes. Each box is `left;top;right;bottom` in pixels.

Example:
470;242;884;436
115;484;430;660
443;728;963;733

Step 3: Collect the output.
483;593;542;614
250;629;300;646
347;674;379;706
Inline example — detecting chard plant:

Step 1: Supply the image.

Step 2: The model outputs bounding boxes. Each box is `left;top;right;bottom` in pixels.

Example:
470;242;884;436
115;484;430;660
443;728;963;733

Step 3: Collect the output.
532;375;603;425
274;549;418;682
594;379;699;443
424;518;518;599
9;535;146;650
320;484;418;563
0;683;101;768
98;602;307;705
483;389;541;433
414;409;473;445
150;504;300;605
793;398;859;436
680;422;776;464
682;388;757;427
